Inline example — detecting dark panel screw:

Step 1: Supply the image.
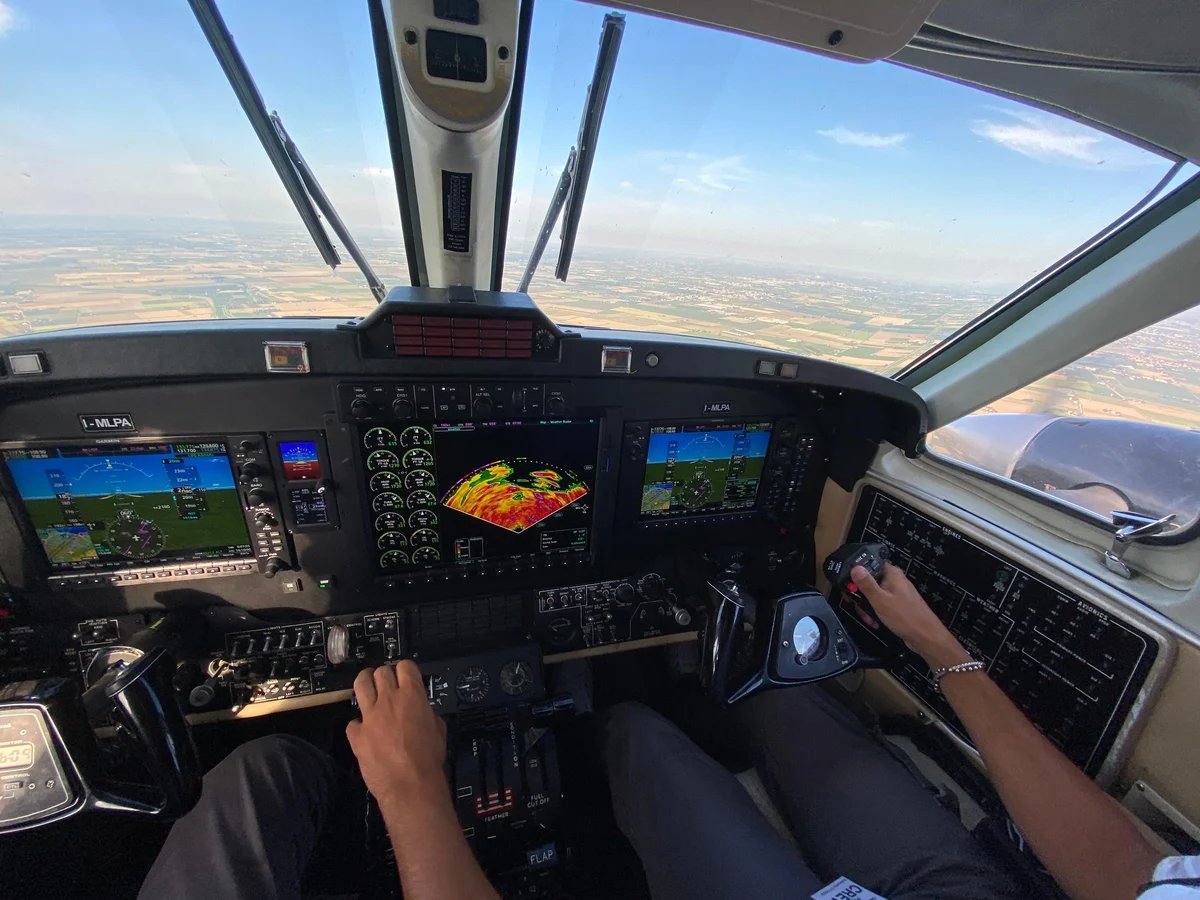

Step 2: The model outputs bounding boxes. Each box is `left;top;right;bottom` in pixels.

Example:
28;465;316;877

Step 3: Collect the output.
404;29;418;45
828;30;844;46
498;45;510;60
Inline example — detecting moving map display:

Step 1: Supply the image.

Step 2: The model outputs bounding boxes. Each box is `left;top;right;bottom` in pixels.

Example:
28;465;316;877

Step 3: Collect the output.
2;441;252;572
640;422;772;518
359;419;598;573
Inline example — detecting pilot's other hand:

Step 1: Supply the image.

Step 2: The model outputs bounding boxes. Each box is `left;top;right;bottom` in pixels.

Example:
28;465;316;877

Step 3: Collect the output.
850;563;968;668
347;661;448;814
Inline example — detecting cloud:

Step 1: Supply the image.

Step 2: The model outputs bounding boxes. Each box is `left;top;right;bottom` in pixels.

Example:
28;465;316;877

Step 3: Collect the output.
0;2;18;36
359;166;393;178
648;152;755;193
618;180;634;191
817;127;909;148
970;108;1110;164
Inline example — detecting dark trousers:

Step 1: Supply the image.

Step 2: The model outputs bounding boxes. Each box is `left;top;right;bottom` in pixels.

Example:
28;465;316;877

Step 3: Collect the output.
142;691;1020;899
603;690;1022;899
139;734;335;900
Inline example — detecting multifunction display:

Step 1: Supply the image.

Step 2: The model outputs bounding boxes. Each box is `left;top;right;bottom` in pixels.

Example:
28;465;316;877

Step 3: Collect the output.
359;419;599;574
639;422;772;519
845;486;1158;776
2;441;253;573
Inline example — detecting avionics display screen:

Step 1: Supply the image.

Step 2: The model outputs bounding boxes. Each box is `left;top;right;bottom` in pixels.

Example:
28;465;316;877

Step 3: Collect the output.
360;419;599;573
2;441;253;573
639;422;772;519
279;441;322;480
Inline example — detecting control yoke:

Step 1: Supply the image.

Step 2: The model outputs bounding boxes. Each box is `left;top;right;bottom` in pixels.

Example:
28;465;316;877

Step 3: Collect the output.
701;542;899;707
0;647;202;834
701;580;863;707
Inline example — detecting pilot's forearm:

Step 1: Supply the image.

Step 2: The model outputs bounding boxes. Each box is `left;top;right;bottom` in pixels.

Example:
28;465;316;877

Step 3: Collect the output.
929;637;1161;900
380;783;500;900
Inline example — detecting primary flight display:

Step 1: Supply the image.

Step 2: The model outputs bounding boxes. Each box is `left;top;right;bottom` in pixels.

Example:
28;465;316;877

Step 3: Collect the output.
2;441;252;572
639;422;772;519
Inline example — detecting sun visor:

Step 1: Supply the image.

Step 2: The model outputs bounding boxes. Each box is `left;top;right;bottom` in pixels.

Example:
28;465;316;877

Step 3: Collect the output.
597;0;943;62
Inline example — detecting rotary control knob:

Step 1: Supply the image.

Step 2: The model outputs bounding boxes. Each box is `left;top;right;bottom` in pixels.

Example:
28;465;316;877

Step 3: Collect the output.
239;461;266;482
247;487;271;507
614;582;636;604
350;398;377;420
254;510;276;526
545;394;566;415
392;398;415;419
472;396;495;418
262;556;289;578
637;573;667;601
325;625;351;666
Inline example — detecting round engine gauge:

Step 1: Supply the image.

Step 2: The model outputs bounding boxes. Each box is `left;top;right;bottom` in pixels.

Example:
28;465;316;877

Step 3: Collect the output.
363;427;398;449
377;531;408;551
404;469;436;491
379;549;410;570
367;449;400;471
499;660;533;696
455;666;490;705
410;528;439;547
399;426;433;448
374;511;403;532
408;509;438;529
371;492;404;513
369;470;401;492
402;448;434;470
406;489;437;508
411;546;441;565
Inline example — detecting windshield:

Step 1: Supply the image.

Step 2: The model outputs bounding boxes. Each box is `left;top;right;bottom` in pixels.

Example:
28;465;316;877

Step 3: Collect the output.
0;0;403;336
0;1;1189;365
507;5;1189;373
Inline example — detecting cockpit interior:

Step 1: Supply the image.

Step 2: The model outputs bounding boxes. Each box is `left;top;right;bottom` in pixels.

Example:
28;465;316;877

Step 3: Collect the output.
2;1;1199;898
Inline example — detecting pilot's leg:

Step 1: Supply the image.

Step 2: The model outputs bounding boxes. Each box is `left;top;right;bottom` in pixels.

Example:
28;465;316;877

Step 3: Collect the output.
139;734;336;900
603;701;824;900
732;687;1022;899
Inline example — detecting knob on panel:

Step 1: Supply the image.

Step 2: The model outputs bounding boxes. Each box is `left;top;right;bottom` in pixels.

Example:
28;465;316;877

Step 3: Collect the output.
326;625;350;666
545;394;566;415
473;397;495;418
351;398;377;420
392;398;415;419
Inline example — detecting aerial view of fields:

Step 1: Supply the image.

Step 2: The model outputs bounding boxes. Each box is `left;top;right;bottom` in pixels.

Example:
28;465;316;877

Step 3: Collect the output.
1;217;1197;436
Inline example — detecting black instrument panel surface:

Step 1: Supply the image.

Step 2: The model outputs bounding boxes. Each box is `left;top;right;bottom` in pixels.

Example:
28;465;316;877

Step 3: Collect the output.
846;486;1159;776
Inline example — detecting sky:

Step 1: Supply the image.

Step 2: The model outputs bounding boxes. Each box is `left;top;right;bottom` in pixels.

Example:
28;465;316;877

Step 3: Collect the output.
0;0;1189;289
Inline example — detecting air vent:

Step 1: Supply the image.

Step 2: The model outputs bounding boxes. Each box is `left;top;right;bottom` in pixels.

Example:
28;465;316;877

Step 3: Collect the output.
391;315;534;358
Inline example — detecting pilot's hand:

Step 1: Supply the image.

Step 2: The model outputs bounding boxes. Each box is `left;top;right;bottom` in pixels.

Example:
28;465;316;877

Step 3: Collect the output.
346;661;448;815
850;563;969;668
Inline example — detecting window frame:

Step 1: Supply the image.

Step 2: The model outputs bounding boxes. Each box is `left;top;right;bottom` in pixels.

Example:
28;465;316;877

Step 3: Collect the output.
896;169;1200;388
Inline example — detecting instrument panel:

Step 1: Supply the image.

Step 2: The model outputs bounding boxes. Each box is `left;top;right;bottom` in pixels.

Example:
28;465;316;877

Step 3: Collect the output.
0;296;926;720
843;486;1166;777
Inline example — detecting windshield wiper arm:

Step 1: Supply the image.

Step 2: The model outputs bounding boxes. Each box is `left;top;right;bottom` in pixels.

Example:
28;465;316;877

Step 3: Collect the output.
517;149;576;293
189;0;386;301
519;13;624;292
272;113;387;301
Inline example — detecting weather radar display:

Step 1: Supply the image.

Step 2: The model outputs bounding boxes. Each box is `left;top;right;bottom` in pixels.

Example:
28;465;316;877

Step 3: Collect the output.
640;422;772;519
2;441;252;572
441;459;589;533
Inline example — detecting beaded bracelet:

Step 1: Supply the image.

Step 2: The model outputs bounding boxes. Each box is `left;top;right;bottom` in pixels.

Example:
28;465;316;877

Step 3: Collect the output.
932;659;986;693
